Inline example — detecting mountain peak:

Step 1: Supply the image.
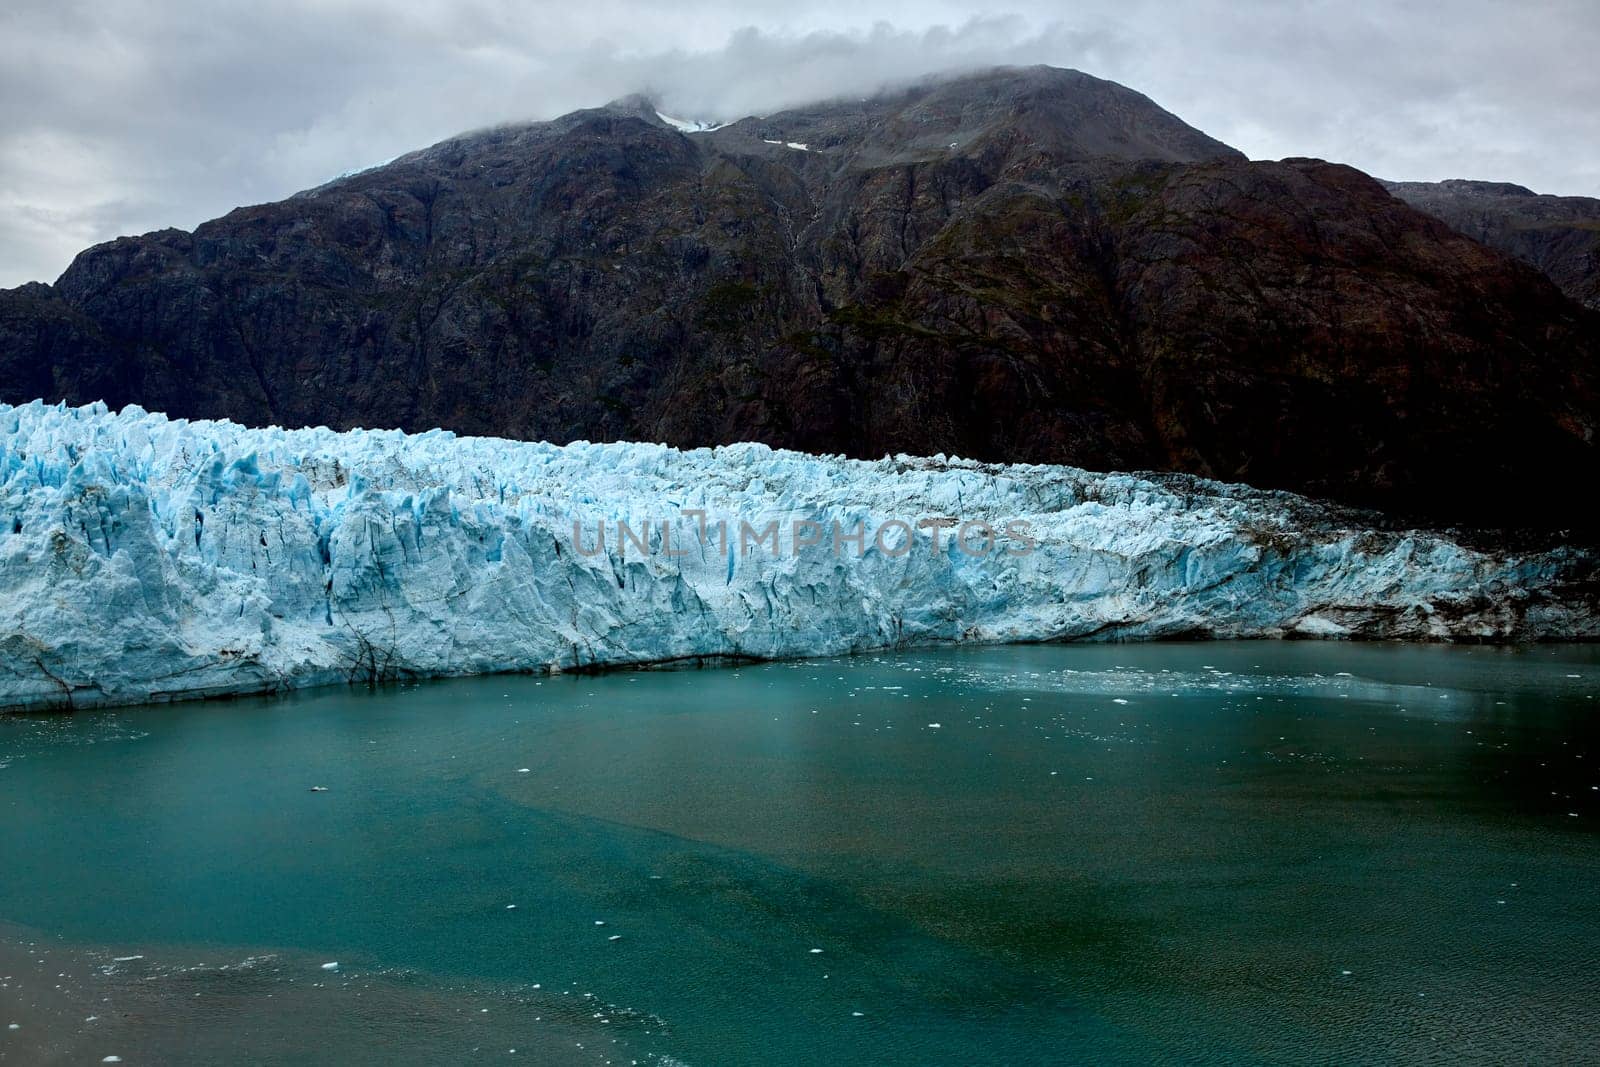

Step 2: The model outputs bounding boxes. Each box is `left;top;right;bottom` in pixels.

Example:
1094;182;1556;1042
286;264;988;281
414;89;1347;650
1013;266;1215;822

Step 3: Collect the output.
676;64;1243;167
601;92;659;116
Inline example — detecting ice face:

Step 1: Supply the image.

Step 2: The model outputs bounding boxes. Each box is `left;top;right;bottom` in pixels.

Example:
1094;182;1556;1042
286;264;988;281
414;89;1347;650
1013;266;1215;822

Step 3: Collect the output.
0;400;1592;711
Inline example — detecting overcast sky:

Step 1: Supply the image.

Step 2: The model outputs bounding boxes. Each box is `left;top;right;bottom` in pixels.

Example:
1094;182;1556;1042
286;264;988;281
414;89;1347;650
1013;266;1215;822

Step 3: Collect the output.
3;0;1597;287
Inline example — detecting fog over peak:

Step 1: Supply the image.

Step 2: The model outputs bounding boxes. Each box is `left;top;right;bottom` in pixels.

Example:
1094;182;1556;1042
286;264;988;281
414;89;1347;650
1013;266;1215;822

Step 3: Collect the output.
3;1;1597;287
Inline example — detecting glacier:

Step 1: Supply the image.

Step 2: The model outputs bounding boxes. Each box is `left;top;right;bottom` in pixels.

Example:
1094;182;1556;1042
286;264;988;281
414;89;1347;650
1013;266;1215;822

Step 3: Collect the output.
1;400;1594;712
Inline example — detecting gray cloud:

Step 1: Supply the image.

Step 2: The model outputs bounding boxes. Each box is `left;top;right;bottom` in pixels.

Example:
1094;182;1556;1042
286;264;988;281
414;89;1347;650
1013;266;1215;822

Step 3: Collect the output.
2;0;1597;286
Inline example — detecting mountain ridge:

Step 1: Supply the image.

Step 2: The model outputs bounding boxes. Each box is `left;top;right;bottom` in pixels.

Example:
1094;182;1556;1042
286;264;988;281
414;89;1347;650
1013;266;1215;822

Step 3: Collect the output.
1383;178;1600;310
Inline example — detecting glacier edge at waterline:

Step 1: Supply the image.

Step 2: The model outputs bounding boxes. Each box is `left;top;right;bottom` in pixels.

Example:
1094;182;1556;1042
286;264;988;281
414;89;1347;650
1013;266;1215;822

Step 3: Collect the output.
1;400;1594;712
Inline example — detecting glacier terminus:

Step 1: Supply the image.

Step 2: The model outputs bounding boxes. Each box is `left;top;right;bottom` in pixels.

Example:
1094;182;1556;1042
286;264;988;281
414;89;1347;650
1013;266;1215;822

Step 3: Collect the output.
1;400;1594;712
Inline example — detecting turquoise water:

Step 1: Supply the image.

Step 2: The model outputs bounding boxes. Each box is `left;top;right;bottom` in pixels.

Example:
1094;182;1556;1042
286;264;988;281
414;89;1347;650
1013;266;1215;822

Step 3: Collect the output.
2;643;1598;1064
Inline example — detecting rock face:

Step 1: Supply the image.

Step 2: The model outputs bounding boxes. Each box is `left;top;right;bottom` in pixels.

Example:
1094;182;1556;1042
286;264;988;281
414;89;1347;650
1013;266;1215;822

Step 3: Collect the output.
1385;179;1600;311
3;400;1593;712
3;66;1597;532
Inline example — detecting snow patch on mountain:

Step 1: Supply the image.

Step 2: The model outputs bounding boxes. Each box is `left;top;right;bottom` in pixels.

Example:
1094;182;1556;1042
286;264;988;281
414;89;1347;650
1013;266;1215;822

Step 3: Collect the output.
1;401;1592;712
655;112;724;133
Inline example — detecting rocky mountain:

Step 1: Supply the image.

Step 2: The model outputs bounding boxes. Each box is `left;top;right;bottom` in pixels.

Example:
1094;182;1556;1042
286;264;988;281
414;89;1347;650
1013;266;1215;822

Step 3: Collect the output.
3;66;1597;532
1385;179;1600;311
